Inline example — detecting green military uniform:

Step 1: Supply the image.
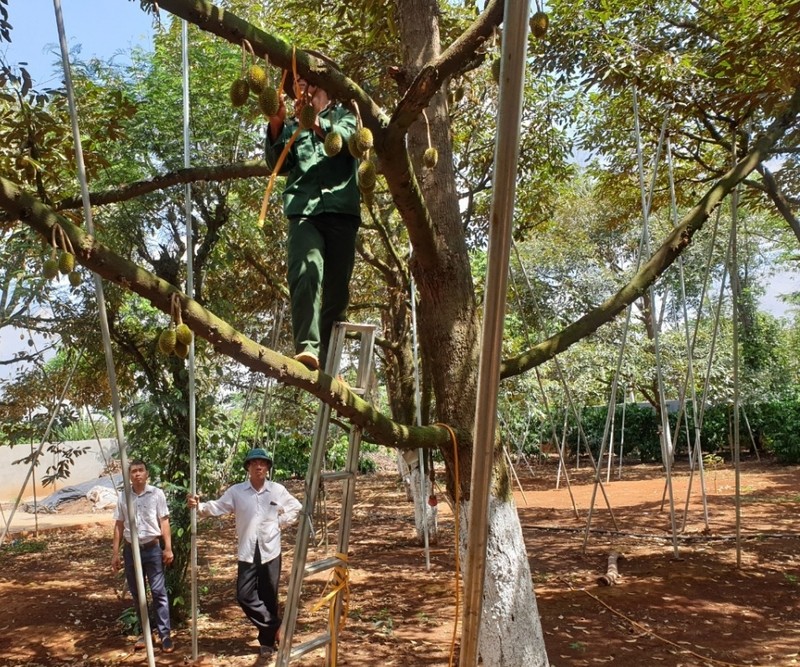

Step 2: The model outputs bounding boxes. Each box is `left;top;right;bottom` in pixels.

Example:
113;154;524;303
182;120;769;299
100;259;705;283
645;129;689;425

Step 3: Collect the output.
265;104;361;366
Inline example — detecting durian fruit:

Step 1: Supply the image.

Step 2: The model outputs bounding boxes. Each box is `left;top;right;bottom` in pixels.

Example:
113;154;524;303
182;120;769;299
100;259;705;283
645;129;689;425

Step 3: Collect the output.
58;251;75;275
175;323;193;346
347;134;360;159
491;57;502;84
299;104;317;130
258;87;280;117
68;270;81;287
358;160;377;191
229;78;250;108
43;252;59;281
423;147;439;169
247;65;267;94
174;340;190;359
158;327;177;356
530;11;549;39
350;127;373;158
324;131;343;157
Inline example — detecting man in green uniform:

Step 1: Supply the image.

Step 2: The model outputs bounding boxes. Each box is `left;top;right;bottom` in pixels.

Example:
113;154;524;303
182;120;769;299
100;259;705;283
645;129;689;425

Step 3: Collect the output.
265;75;360;372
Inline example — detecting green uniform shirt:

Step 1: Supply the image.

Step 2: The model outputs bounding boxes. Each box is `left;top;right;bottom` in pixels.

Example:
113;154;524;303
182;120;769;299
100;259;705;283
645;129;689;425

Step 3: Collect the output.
265;104;361;219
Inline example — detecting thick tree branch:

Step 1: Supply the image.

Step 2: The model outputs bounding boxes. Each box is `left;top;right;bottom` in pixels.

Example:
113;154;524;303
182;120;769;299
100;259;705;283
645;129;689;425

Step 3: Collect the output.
389;0;504;133
755;163;800;245
0;176;449;452
501;83;800;378
54;160;272;211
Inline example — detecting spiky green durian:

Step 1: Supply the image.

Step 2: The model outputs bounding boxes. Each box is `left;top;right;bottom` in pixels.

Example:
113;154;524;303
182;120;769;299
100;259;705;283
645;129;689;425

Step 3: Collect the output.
58;251;75;275
158;328;177;355
530;11;549;38
174;340;190;359
229;78;250;108
351;127;373;158
423;147;439;169
299;105;317;130
324;131;343;157
43;258;59;280
491;57;502;84
358;160;377;191
247;65;267;94
175;323;193;346
258;87;280;117
68;270;81;287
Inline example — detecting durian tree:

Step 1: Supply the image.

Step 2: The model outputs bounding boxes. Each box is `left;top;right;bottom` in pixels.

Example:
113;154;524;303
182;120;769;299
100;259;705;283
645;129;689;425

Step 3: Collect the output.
2;0;800;664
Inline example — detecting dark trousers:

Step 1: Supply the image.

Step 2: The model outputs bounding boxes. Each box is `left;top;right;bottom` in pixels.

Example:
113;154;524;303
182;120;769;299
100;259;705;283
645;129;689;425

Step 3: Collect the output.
122;541;171;641
237;544;282;648
287;213;360;367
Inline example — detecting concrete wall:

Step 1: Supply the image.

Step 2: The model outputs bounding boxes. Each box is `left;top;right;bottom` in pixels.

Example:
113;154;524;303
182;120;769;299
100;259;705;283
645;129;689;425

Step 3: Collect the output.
0;439;118;502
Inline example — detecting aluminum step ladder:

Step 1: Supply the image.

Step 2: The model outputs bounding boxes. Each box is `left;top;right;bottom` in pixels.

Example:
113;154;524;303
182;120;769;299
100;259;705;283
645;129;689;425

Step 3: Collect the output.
276;322;377;667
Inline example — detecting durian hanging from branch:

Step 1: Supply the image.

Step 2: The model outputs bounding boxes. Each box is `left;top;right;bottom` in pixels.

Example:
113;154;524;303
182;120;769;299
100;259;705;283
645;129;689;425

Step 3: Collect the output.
158;293;194;359
348;100;373;160
43;223;82;286
421;109;438;169
229;40;254;108
257;47;303;227
530;1;549;39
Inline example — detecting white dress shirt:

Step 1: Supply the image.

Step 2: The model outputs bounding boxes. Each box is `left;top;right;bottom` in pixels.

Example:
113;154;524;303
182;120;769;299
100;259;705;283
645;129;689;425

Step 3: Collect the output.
198;479;302;563
113;484;169;543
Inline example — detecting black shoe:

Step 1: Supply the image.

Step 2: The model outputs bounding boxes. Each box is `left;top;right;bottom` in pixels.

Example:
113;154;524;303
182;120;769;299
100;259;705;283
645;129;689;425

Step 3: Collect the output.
162;636;175;653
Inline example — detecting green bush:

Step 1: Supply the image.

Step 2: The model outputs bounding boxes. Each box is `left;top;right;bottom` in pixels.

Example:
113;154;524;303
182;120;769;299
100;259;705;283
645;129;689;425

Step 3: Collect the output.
542;399;800;465
744;401;800;464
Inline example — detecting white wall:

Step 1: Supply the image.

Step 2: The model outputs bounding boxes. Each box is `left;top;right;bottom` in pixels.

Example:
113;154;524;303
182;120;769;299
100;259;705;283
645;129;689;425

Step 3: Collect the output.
0;438;118;502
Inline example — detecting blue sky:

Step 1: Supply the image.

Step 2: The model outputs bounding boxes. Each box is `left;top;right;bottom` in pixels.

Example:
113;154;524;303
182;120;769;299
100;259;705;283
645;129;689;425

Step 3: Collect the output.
2;0;154;85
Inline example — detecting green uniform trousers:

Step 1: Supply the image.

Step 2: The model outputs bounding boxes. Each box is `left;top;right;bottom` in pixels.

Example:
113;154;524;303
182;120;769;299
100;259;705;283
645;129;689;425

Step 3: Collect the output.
287;213;360;366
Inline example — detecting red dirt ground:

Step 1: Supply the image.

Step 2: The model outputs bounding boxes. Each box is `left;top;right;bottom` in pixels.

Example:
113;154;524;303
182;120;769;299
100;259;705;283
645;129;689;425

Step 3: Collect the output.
1;457;799;667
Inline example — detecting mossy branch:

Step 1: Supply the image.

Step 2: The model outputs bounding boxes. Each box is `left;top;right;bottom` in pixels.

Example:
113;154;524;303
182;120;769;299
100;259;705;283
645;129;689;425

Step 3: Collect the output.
0;176;449;453
501;82;800;378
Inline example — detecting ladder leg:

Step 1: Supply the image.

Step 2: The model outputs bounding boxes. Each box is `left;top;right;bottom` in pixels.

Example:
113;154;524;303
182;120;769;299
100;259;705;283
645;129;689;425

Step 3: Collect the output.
276;323;376;667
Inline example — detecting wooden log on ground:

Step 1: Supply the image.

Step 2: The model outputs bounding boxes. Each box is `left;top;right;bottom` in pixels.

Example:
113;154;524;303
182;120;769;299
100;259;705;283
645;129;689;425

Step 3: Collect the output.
597;551;622;586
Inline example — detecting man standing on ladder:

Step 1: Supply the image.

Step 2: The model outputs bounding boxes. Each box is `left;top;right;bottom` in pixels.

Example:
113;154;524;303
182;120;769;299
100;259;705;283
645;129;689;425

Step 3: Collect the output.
188;448;301;660
265;66;361;373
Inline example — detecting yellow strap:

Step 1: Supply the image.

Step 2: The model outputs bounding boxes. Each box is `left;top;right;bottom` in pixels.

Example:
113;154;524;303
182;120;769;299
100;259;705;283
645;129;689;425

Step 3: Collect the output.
310;552;350;667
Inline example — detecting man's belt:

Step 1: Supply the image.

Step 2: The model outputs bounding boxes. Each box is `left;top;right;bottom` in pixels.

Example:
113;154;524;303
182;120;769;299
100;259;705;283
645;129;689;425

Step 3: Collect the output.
127;539;160;549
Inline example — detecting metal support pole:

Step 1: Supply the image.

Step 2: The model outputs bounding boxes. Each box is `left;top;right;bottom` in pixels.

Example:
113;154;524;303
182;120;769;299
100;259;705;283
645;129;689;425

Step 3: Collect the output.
459;2;530;664
52;3;155;665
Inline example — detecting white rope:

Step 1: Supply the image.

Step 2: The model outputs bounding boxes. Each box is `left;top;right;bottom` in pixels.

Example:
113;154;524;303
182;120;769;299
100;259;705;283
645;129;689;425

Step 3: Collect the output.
51;2;156;665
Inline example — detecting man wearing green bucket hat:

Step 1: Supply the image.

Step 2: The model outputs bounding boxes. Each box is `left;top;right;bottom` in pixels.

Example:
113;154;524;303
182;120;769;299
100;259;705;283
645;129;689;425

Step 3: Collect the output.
188;448;301;659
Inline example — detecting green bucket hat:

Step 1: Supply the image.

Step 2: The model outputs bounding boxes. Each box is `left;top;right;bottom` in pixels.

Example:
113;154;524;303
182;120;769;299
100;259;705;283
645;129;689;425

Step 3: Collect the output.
244;448;273;467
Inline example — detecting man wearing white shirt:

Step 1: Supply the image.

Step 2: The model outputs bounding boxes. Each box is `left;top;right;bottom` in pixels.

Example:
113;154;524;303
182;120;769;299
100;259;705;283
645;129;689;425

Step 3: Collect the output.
111;459;175;653
188;448;301;659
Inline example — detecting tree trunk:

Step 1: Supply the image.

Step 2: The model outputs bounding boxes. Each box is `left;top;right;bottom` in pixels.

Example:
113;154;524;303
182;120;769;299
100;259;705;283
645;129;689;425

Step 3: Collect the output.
395;0;549;663
459;496;549;666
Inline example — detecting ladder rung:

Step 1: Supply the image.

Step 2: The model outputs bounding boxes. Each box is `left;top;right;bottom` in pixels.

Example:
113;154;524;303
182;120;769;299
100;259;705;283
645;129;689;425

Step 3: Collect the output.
305;555;346;577
349;386;366;396
339;322;375;334
289;633;332;660
321;470;354;482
